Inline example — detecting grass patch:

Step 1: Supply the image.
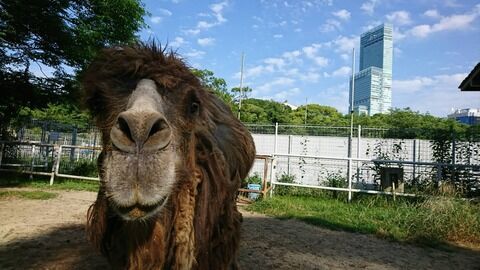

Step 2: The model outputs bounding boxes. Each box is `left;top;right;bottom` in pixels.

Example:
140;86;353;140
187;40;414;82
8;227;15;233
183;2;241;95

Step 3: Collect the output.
0;190;58;200
246;194;480;248
0;172;99;192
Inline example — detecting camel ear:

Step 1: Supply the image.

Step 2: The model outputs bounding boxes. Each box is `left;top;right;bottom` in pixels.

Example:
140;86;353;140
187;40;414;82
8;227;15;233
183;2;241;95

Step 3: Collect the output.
213;118;256;181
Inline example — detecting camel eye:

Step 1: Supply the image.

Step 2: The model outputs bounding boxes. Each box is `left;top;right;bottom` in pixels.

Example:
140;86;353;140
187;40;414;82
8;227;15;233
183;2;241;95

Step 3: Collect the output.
190;102;200;115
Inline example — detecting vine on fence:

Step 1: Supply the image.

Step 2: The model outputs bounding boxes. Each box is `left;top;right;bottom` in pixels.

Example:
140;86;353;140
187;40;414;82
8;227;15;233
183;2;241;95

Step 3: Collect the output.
364;140;407;188
431;129;480;197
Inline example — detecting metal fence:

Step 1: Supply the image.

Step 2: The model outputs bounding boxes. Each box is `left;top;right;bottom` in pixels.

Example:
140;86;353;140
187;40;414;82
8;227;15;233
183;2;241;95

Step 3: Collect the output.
2;122;479;198
245;123;480;199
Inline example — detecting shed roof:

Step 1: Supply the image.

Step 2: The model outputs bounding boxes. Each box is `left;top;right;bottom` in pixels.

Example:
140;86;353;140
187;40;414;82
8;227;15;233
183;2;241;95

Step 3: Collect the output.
459;62;480;91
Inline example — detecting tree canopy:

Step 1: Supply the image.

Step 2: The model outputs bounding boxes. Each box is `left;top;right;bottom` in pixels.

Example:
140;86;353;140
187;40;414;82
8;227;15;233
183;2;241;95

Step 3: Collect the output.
0;0;146;133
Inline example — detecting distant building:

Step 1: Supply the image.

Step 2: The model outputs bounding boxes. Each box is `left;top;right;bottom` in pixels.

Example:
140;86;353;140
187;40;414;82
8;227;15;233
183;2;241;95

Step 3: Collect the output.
448;108;480;125
350;24;393;115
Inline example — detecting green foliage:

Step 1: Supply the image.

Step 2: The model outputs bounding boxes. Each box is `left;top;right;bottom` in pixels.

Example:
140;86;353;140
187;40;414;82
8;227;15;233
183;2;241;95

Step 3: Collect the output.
242;172;263;188
0;0;146;134
60;159;98;177
240;98;292;124
191;69;234;108
0;172;99;192
247;195;480;248
19;103;91;128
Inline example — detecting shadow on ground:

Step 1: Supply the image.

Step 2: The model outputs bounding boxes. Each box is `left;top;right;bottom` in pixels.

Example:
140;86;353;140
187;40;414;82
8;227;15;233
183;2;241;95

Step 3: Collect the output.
1;214;479;270
0;225;108;270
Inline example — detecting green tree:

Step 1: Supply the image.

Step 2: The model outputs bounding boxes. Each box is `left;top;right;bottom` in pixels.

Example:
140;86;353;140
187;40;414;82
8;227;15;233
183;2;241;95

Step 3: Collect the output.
0;0;146;135
191;69;234;108
19;103;91;128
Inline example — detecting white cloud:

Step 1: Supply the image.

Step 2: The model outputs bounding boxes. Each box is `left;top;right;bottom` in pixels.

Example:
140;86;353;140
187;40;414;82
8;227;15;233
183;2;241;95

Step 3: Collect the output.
274;87;301;100
312;56;329;67
444;0;462;8
150;9;172;25
158;8;172;17
256;77;295;94
299;72;321;82
340;54;349;61
264;57;285;68
362;20;382;31
332;35;357;53
197;37;215;46
393;27;407;41
184;28;201;35
386;10;412;25
184;49;205;59
361;0;380;16
282;50;301;60
319;83;350;113
301;44;329;67
332;9;351;20
394;47;403;57
320;19;342;32
170;37;185;48
210;1;228;23
424;9;440;19
302;44;321;58
150;16;162;24
409;24;431;38
331;66;352;77
408;6;480;38
185;1;229;35
234;64;274;79
273;34;283;38
393;73;480;116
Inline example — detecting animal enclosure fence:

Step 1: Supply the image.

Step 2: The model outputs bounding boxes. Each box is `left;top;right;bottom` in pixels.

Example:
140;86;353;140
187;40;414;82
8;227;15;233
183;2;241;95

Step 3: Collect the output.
2;122;479;198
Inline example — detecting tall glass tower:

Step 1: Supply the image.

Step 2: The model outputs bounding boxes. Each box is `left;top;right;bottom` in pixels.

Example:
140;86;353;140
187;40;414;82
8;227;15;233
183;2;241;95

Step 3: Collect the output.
350;24;393;115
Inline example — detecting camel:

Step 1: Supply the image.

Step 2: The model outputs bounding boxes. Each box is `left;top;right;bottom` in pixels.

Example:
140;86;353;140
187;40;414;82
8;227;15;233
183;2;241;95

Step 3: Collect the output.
82;43;256;269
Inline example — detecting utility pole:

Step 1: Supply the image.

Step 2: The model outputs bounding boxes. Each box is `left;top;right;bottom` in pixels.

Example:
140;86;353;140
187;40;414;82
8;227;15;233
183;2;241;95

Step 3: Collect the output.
304;98;308;125
347;47;355;202
349;48;356;156
237;52;245;120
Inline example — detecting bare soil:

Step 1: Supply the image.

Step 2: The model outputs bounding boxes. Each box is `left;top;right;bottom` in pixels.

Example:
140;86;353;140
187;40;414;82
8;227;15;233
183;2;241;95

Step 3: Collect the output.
0;188;479;270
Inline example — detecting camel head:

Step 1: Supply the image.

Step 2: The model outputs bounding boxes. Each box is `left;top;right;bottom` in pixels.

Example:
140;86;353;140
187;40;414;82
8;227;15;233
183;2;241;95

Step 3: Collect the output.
82;43;255;222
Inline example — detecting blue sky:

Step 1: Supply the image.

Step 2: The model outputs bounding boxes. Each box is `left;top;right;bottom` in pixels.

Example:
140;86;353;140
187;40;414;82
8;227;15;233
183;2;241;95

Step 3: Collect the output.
139;0;480;117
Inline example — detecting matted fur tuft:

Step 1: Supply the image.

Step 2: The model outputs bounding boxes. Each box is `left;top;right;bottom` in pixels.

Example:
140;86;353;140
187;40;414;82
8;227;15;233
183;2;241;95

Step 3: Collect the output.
83;42;255;269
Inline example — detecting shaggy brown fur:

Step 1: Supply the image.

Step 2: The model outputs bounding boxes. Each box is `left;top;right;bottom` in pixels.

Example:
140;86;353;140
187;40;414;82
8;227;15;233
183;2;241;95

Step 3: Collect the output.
83;43;255;269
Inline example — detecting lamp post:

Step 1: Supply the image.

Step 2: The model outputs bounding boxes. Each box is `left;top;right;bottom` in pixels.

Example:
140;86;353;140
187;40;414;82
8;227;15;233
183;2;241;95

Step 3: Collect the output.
238;52;245;120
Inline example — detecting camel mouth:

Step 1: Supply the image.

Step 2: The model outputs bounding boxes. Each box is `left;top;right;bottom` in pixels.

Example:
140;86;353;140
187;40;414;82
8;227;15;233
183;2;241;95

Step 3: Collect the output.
114;197;168;220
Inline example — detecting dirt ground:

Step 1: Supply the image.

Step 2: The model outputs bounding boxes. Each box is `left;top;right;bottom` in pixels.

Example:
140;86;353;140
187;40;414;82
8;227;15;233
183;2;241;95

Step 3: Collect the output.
0;188;479;270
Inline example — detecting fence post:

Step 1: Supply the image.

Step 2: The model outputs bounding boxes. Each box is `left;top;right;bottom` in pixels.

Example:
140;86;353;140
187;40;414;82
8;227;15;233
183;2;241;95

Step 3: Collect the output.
0;143;4;168
413;139;417;183
356;125;361;183
347;158;352;202
269;155;276;198
70;127;77;161
30;145;35;179
287;135;292;175
49;145;59;185
274;122;278;154
271;123;279;197
451;134;456;183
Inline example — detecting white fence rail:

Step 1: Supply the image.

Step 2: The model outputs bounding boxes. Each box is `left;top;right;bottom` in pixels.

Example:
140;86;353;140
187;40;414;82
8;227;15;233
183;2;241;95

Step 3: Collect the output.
2;124;480;200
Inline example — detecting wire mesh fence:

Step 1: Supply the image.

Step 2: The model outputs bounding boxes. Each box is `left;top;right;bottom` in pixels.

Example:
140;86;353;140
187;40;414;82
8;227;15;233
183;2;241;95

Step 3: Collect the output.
2;121;479;197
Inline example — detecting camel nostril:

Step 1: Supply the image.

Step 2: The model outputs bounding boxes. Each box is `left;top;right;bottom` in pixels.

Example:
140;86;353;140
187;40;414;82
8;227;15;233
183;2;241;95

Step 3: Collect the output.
148;118;166;138
117;116;134;143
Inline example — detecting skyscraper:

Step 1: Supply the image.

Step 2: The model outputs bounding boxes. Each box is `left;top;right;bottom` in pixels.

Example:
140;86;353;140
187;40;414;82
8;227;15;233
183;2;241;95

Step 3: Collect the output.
350;24;393;115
